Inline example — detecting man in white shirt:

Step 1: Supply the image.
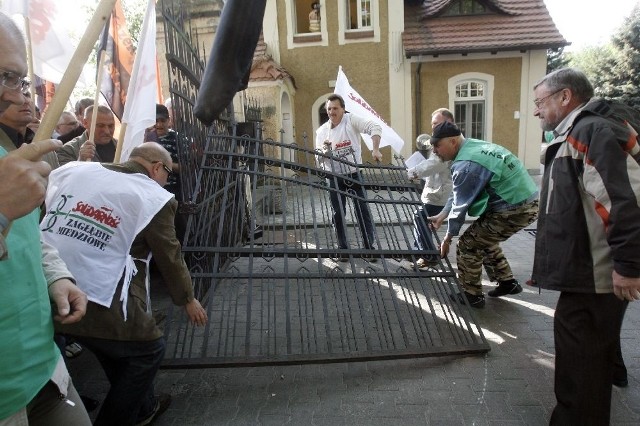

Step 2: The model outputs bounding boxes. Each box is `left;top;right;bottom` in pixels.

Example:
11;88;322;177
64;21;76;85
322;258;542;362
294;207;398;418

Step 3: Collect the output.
315;94;382;259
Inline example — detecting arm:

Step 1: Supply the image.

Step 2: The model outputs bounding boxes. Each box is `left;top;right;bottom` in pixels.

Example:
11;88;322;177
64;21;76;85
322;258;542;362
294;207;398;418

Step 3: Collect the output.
41;238;87;324
314;125;332;168
144;200;208;326
583;123;640;281
445;161;493;238
0;139;61;222
349;114;383;162
56;138;82;165
409;156;450;179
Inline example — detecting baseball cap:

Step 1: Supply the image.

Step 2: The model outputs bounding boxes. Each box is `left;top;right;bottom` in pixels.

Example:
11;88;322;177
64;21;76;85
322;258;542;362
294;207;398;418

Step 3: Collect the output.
156;103;170;119
430;121;461;144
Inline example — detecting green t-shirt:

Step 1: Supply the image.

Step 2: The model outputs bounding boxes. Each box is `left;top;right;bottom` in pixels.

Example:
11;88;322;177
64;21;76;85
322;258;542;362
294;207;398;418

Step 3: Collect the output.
0;151;58;419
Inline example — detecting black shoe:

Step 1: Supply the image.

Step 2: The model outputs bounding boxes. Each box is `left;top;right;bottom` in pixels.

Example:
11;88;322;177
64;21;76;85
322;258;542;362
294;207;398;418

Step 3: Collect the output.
488;280;523;297
136;393;171;426
80;395;100;412
450;291;485;308
613;376;629;388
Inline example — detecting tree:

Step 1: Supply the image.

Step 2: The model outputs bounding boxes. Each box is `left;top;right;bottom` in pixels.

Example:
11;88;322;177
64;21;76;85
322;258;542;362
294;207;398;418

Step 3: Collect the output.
605;4;640;110
567;44;621;98
547;47;569;73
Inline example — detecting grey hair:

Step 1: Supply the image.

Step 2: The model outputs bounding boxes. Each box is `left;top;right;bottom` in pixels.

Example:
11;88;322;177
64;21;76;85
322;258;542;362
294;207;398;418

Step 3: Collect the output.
534;68;594;103
0;12;25;47
431;108;454;122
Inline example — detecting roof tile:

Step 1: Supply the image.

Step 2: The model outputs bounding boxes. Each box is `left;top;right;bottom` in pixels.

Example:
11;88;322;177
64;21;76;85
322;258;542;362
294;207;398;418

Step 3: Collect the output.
404;0;568;56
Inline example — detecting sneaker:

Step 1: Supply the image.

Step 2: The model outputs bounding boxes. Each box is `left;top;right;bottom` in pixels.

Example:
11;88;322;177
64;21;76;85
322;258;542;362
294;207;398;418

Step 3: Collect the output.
136;393;171;426
415;257;437;268
450;291;485;308
613;375;629;388
80;395;100;412
488;280;523;297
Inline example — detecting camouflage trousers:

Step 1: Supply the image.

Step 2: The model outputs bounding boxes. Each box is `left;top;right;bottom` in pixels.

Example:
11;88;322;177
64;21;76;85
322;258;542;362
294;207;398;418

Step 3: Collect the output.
457;199;538;295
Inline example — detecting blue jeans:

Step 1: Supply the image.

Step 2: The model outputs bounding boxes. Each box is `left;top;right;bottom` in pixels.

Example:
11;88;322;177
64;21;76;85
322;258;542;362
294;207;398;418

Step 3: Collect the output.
75;336;165;426
413;204;443;251
327;172;376;249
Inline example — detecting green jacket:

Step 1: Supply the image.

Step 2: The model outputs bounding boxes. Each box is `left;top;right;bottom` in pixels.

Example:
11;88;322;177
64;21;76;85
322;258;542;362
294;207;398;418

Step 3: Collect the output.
455;138;537;216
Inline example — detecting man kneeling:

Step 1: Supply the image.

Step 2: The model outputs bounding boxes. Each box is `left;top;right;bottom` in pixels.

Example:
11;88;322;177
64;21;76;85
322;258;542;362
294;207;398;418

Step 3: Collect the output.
42;143;208;426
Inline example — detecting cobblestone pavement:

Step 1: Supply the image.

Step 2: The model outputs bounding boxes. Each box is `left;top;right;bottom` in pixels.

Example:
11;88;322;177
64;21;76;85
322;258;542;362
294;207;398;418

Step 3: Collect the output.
68;174;640;425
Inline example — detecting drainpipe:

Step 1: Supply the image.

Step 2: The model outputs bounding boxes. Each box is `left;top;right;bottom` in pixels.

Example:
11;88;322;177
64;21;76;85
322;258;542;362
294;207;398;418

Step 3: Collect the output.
414;62;422;139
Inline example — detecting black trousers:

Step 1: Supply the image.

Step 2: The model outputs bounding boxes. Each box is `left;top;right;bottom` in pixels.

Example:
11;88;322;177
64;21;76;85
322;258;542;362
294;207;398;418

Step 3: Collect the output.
550;292;627;425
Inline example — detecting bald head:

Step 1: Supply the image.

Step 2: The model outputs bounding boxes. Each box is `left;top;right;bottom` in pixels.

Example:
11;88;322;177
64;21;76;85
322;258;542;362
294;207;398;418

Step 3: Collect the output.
130;142;172;164
129;142;173;187
0;12;28;115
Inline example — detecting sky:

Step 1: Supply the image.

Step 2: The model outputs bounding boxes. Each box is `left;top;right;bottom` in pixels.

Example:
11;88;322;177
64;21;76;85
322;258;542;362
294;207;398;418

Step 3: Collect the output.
63;0;640;52
543;0;640;50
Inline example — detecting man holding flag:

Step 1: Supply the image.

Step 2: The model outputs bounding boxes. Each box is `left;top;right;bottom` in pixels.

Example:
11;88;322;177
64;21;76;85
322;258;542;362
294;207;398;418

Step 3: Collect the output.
315;93;381;259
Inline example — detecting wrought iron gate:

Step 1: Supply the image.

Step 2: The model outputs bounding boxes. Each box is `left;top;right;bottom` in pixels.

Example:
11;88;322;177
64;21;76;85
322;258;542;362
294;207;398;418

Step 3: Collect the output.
158;1;489;367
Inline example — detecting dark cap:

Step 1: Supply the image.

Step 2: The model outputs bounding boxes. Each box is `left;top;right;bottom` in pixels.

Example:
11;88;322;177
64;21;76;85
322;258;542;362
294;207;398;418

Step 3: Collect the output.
156;103;170;119
430;121;461;144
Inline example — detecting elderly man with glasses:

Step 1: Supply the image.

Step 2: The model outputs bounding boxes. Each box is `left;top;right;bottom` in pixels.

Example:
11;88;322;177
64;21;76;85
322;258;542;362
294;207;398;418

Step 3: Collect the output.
0;11;91;425
531;67;640;424
55;111;79;139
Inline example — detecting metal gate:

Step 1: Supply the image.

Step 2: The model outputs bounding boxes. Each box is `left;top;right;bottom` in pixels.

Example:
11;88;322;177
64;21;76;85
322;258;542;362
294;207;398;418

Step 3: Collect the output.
158;1;489;367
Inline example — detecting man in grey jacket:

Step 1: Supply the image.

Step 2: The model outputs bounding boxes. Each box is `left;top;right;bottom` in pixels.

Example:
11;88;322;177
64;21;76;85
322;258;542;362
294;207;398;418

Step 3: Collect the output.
532;67;640;424
57;105;117;165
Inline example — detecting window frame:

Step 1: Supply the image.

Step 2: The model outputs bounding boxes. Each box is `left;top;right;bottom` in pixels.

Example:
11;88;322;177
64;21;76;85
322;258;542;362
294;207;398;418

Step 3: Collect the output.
338;0;380;44
447;73;494;141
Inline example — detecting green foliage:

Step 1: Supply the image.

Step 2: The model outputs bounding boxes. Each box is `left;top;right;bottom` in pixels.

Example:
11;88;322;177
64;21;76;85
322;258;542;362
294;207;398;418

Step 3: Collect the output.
567;44;622;98
67;0;147;108
546;47;569;73
564;5;640;110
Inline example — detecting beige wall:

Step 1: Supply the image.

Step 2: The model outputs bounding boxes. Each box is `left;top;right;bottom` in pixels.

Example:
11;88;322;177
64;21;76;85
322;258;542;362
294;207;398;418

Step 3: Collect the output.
415;58;523;156
275;0;391;163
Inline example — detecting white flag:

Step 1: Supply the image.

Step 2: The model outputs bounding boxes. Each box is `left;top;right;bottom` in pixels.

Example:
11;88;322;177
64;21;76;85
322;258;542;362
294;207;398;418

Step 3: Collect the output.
119;0;157;163
334;66;405;153
2;0;85;85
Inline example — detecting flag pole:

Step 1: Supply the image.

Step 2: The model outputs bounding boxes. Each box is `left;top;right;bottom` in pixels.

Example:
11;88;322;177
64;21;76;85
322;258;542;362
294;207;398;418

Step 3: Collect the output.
33;0;118;142
114;122;128;162
23;16;35;97
87;49;107;160
114;0;154;163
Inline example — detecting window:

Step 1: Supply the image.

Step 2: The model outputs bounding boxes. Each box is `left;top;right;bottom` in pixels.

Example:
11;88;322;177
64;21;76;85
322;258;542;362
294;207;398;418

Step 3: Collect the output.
288;0;324;44
454;81;486;139
347;0;372;29
442;0;489;16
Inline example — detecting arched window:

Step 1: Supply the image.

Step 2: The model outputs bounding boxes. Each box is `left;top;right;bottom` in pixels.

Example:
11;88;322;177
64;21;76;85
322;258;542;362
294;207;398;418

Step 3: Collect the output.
452;79;489;140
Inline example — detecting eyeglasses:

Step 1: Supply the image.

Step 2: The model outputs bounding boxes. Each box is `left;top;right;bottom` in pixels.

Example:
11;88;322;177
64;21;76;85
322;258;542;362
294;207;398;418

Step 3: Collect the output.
153;161;172;175
534;89;564;108
59;121;78;127
0;67;30;94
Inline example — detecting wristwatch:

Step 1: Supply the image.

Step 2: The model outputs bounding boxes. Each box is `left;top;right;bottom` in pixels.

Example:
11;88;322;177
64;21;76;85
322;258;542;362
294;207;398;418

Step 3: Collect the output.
0;212;8;260
0;234;6;261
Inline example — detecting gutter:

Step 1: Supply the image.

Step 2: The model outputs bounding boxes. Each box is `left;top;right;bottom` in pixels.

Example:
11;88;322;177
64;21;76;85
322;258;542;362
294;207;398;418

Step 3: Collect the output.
414;62;422;138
